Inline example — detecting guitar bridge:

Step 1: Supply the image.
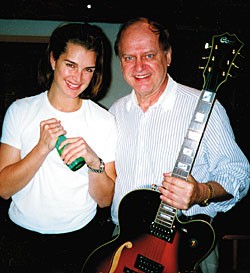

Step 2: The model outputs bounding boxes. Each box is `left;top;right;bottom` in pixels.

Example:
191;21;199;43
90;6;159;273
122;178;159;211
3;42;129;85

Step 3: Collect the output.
150;221;176;242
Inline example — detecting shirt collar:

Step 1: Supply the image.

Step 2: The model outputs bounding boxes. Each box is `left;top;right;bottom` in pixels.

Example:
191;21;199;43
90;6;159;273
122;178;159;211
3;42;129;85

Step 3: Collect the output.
126;74;177;112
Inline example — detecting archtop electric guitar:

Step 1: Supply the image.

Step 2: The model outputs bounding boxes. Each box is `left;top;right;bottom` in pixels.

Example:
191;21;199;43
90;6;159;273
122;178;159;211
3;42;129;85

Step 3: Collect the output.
81;32;244;273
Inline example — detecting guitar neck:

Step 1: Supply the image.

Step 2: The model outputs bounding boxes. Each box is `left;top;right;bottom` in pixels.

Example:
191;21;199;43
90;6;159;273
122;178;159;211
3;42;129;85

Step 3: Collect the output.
155;89;216;228
172;89;216;180
155;32;244;229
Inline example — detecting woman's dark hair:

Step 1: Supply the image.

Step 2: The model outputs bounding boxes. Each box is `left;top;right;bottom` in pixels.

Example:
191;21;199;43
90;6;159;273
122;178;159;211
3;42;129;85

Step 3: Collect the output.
38;22;107;99
114;17;171;57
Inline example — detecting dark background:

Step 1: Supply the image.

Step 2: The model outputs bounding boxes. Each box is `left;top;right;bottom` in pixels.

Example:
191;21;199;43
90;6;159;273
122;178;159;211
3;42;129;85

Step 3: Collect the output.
0;1;250;271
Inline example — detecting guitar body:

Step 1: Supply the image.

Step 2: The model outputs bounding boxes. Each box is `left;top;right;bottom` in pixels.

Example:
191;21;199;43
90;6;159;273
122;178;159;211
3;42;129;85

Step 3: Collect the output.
82;189;215;273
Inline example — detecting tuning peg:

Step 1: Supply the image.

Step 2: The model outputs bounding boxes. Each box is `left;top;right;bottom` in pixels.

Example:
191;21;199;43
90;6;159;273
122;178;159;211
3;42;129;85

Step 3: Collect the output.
232;63;240;69
204;42;211;49
234;49;244;56
239;52;244;58
232;52;245;71
199;55;210;70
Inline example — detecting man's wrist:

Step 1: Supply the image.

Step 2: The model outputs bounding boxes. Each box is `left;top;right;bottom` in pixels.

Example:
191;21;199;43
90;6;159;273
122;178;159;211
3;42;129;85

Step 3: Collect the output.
199;182;214;207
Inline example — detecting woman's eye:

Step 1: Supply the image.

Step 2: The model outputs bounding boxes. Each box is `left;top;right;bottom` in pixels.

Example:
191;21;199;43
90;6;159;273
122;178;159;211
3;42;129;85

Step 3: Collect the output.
66;63;75;68
86;68;95;73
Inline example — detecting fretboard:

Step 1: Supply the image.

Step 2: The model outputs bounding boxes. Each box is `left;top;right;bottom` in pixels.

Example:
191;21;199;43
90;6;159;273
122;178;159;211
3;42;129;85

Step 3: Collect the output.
172;89;216;180
155;89;216;228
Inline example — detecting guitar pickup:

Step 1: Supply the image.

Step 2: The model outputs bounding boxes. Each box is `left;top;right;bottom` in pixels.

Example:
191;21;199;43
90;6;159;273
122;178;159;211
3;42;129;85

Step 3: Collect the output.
150;221;176;242
123;266;138;273
134;254;164;273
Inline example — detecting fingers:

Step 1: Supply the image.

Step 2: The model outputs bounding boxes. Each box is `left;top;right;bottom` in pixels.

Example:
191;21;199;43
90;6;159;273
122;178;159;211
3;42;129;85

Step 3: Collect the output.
41;119;66;138
59;137;87;164
38;119;67;151
161;173;194;210
159;186;182;209
55;125;61;132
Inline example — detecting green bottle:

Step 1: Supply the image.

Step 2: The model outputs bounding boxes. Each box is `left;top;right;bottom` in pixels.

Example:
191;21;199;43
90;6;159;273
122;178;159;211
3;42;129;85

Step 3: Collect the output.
55;135;85;171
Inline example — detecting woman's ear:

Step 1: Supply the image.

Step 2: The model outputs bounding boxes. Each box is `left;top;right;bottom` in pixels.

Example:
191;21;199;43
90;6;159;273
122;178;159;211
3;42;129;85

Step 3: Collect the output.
50;52;56;71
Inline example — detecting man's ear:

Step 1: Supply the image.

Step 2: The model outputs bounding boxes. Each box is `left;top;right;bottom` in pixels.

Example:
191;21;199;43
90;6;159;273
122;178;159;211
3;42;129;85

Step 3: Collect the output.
166;47;172;67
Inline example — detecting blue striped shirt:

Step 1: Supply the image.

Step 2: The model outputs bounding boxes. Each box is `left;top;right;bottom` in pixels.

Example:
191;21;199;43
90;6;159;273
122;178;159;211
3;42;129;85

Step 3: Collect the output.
109;75;250;225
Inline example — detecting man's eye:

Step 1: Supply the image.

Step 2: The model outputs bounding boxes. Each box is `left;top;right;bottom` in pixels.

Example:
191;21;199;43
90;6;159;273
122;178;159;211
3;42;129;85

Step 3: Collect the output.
146;54;154;59
124;56;133;61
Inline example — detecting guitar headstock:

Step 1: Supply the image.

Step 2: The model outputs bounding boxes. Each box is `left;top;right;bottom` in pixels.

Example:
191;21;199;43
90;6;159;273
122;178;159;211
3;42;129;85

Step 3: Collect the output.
201;32;244;93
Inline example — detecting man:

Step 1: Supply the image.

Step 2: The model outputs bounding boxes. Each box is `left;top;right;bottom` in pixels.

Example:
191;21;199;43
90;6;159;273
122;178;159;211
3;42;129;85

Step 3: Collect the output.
109;17;250;273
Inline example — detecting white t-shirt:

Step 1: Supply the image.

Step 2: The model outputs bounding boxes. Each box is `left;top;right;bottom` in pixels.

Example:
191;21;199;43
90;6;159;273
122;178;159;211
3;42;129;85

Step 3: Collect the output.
1;91;117;234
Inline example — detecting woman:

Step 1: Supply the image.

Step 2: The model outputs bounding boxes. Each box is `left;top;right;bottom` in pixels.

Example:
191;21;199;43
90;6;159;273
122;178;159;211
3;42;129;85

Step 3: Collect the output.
0;22;116;273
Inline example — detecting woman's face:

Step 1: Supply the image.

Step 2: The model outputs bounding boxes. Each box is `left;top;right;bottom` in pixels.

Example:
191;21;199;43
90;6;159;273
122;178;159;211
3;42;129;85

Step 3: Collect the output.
50;42;96;99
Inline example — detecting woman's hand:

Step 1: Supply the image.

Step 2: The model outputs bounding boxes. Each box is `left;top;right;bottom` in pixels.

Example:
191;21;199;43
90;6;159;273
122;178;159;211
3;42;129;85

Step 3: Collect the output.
38;118;66;154
57;136;99;168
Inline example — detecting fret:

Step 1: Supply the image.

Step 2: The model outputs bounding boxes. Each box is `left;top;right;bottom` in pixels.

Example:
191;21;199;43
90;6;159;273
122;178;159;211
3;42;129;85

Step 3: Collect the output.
172;170;188;180
176;140;198;160
155;216;173;228
195;100;212;115
175;163;190;173
184;133;200;149
154;202;177;226
155;214;172;223
187;129;202;142
160;203;176;214
182;137;200;150
182;147;194;157
190;119;206;132
202;90;216;103
157;212;174;222
177;153;193;166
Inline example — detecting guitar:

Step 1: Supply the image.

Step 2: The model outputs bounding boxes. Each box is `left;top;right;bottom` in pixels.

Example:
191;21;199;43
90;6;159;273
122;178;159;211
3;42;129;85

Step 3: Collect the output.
81;33;244;273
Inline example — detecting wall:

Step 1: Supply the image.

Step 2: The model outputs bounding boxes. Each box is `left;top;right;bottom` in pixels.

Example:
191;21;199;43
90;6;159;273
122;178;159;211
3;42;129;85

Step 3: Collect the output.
0;19;130;109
